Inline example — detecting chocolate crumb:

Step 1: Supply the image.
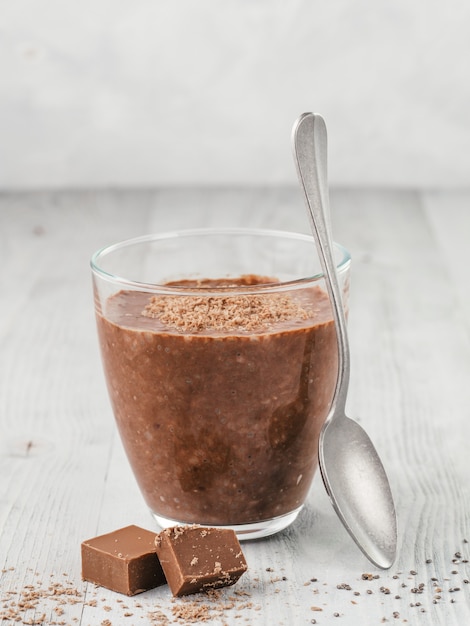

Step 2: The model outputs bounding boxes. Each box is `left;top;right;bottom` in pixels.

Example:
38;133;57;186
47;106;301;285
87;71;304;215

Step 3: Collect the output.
142;288;313;333
0;579;84;624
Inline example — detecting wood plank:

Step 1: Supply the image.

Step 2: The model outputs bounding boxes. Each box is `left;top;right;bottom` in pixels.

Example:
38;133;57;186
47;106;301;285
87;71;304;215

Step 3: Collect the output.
423;189;470;327
1;189;469;625
0;193;151;625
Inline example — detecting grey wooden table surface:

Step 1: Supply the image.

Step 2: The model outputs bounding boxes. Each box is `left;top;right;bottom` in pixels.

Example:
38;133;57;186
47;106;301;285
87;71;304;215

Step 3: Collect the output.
1;187;469;625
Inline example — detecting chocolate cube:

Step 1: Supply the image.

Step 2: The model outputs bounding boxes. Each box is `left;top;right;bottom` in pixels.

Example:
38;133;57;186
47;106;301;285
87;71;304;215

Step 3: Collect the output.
155;525;247;597
81;525;166;595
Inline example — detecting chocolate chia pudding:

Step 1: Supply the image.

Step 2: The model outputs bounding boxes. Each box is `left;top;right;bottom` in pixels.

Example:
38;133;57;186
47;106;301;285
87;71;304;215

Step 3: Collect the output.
96;276;338;528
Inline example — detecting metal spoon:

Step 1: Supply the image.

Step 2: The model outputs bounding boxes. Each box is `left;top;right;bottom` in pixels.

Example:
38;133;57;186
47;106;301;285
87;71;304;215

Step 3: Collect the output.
292;112;397;569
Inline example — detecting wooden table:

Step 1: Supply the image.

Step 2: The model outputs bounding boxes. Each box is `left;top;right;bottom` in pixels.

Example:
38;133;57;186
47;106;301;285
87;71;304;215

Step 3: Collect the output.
1;187;469;625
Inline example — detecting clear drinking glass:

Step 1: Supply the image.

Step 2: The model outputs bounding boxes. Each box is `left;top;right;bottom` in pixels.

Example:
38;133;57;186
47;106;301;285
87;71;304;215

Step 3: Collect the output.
91;228;351;540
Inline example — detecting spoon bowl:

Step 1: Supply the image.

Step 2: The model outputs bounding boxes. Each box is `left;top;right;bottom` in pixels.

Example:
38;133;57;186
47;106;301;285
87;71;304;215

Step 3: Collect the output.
320;415;397;568
292;112;397;569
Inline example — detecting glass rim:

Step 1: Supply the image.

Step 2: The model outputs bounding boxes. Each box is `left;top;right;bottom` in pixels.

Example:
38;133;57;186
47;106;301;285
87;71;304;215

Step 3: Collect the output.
90;227;351;294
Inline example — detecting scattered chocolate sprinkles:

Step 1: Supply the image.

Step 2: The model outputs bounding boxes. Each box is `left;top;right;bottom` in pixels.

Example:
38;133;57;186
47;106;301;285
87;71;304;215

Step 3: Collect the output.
142;287;314;333
298;537;470;622
1;538;469;623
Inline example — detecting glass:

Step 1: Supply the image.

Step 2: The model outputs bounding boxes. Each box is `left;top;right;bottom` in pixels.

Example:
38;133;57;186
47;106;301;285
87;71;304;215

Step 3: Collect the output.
91;228;351;540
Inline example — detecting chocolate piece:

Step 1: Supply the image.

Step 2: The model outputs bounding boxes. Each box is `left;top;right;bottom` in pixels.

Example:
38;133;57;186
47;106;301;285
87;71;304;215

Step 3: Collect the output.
81;525;166;595
155;525;248;597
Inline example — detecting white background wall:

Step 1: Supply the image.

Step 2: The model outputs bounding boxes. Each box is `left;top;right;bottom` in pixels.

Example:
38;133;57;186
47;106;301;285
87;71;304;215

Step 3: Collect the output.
1;0;469;189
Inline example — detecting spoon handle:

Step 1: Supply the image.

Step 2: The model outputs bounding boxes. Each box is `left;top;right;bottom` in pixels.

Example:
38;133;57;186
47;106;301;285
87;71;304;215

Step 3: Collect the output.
292;112;350;413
